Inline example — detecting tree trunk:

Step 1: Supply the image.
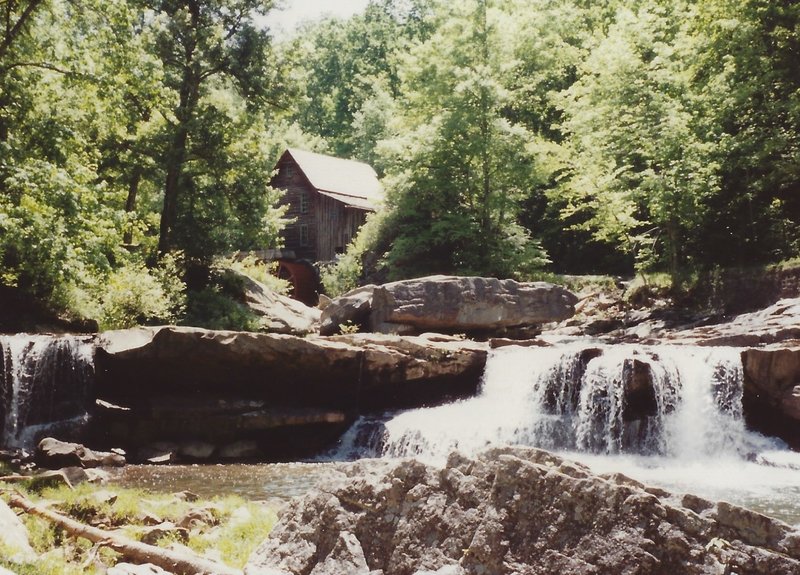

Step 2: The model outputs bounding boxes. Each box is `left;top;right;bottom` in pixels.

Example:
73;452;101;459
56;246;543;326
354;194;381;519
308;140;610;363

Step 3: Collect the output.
158;0;201;256
123;167;141;246
158;122;190;255
5;491;243;575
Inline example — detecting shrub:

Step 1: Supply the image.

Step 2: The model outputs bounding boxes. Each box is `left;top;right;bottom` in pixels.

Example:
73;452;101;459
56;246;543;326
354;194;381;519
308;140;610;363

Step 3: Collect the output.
76;252;187;330
182;285;260;331
217;255;290;295
321;210;388;297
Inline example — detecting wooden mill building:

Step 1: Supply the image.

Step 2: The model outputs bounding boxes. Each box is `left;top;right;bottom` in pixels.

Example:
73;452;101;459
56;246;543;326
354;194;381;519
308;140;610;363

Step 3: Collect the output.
271;148;384;263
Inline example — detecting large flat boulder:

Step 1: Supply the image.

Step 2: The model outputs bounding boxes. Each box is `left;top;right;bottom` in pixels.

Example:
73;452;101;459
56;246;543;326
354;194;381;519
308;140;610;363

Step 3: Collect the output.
245;447;800;575
322;276;578;336
94;327;486;460
96;326;363;406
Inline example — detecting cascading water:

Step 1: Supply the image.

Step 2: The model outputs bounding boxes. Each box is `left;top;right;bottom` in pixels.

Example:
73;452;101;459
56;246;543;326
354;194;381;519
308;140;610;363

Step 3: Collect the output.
329;342;800;524
330;343;779;462
0;334;95;450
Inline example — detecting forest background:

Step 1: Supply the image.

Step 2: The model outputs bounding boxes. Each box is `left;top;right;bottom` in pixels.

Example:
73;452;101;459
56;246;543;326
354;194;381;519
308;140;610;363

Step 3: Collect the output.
1;0;798;330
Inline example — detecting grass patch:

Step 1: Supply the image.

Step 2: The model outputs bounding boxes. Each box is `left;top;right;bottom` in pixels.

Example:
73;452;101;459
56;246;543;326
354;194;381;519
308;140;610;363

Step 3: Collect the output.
1;484;278;573
187;497;278;568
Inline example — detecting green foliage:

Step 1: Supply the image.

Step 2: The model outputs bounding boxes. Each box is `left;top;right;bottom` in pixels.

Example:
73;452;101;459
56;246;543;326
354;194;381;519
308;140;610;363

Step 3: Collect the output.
182;284;260;332
71;252;187;330
0;0;291;324
320;209;389;296
220;255;291;295
187;498;277;568
148;0;289;257
0;549;97;575
338;321;361;334
2;0;799;313
375;0;551;280
279;0;434;162
557;1;717;277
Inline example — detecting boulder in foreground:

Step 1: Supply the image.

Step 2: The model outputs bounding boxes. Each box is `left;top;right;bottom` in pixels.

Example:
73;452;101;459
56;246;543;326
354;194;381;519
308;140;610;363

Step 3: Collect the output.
246;447;800;575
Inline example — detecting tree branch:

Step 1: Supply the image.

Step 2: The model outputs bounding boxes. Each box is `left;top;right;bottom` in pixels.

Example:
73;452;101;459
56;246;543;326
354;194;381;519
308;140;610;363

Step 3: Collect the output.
1;60;91;78
0;0;46;61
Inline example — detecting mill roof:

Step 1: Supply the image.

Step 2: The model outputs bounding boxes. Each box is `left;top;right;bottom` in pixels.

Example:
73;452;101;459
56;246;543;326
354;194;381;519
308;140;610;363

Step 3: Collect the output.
283;148;383;211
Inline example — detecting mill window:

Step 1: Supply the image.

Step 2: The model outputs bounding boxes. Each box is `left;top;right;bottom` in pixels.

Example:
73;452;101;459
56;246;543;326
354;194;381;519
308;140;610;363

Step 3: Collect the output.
300;191;309;214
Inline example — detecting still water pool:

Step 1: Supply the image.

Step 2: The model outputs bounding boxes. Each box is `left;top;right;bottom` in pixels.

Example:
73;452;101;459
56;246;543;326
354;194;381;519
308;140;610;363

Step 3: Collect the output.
109;452;800;528
108;462;337;502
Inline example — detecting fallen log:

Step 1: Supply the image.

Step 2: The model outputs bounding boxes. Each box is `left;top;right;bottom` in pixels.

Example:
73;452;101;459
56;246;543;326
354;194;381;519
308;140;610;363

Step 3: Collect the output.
3;491;242;575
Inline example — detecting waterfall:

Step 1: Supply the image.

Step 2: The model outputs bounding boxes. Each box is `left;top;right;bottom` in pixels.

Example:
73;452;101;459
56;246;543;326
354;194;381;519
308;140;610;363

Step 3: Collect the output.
329;343;780;462
0;334;95;450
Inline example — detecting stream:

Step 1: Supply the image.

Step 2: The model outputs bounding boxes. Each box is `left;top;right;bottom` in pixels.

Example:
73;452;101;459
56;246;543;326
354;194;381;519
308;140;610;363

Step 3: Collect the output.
5;334;800;527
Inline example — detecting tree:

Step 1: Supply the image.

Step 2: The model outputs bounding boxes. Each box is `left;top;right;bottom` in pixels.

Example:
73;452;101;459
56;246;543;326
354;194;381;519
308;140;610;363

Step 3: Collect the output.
689;0;800;265
378;0;549;279
145;0;283;257
557;1;718;278
280;0;434;163
0;0;124;306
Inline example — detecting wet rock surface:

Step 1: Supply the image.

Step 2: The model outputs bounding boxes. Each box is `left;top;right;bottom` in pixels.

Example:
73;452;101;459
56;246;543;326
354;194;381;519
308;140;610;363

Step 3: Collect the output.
245;447;800;575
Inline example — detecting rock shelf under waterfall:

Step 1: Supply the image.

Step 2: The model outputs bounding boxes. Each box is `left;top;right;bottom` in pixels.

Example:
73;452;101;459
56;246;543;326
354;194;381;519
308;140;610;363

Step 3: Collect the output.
0;334;94;450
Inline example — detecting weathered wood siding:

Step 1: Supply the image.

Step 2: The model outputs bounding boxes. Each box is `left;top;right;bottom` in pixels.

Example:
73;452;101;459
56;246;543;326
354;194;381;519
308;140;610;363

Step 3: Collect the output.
315;195;367;261
273;156;317;260
271;153;368;262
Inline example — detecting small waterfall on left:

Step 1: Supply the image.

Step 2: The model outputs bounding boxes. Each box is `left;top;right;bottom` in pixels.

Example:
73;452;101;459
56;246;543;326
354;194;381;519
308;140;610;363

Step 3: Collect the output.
0;334;94;450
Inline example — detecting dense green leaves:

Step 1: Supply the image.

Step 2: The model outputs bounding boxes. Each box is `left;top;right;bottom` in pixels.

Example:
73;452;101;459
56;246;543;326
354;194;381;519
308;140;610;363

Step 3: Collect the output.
374;0;551;279
2;0;799;324
320;0;798;282
0;0;287;326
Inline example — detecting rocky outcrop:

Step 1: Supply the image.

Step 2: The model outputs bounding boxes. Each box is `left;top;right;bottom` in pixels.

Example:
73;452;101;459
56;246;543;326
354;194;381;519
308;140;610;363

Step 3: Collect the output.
245;447;800;575
230;269;321;336
673;298;800;347
321;276;578;336
319;285;375;335
93;327;486;460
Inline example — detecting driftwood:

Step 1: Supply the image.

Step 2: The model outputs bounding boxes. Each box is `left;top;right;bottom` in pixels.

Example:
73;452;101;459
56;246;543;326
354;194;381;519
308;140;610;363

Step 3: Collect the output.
4;491;242;575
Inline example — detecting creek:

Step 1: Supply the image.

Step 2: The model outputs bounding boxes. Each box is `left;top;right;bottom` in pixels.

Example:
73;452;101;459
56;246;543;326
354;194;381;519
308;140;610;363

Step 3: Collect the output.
3;333;800;526
324;343;800;526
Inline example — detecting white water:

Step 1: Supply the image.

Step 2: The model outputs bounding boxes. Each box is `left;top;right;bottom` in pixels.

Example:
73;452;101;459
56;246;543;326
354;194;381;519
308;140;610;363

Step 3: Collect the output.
328;343;800;525
335;344;776;461
0;334;94;450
